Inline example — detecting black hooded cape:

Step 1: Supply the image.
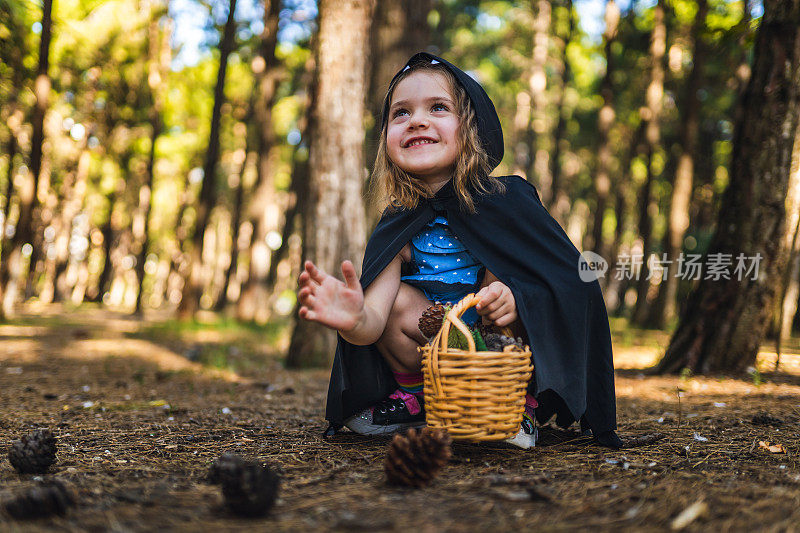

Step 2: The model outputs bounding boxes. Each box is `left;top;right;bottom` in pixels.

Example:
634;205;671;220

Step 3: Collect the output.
323;52;617;437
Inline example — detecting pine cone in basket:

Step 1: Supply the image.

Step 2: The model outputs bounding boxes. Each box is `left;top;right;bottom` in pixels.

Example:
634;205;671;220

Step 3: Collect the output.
484;333;525;352
3;479;75;519
419;302;450;338
209;453;279;517
8;429;57;474
384;427;452;488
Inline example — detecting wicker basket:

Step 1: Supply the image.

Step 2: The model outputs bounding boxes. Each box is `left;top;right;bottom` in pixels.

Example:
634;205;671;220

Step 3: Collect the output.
420;293;534;441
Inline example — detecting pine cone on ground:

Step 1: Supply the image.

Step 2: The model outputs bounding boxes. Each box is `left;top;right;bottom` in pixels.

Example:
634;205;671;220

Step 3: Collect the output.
207;453;243;485
8;429;57;474
208;453;279;517
484;333;525;352
2;479;75;519
384;427;452;488
419;302;449;338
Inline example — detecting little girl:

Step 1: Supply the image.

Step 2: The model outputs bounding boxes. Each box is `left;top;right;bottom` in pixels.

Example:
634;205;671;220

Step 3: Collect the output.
297;52;622;449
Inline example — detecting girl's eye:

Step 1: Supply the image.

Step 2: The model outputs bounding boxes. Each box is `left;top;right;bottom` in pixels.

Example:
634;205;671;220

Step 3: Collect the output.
392;103;448;118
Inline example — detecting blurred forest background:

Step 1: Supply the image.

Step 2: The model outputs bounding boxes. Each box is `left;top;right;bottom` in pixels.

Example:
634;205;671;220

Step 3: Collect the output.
1;0;799;373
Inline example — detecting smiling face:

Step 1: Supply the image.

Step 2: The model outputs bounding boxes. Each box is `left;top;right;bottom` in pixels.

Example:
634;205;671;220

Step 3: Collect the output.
385;71;461;190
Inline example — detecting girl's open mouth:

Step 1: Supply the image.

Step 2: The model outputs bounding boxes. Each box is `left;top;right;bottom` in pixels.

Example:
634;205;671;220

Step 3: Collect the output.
406;141;438;149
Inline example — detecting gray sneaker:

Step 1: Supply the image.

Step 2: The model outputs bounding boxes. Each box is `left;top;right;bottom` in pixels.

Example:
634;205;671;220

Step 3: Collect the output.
344;390;426;436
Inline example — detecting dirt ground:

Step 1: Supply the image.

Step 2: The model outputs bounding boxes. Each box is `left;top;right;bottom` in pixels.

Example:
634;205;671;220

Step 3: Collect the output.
1;306;799;532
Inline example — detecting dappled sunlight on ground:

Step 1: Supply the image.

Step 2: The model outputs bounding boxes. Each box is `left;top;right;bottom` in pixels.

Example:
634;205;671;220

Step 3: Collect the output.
613;346;661;369
66;339;242;381
1;306;799;530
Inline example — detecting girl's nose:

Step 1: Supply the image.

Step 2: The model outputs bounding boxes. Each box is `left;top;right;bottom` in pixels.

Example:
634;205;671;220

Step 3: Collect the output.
408;111;429;128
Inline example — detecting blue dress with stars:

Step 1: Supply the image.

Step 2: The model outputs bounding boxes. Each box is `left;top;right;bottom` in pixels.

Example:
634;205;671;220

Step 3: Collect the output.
400;215;484;326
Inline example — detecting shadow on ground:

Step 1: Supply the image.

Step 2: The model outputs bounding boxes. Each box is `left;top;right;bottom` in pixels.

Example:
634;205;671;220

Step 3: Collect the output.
1;307;799;531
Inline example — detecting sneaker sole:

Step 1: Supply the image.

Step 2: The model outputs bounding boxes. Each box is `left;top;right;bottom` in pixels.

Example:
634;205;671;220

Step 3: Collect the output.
344;415;427;436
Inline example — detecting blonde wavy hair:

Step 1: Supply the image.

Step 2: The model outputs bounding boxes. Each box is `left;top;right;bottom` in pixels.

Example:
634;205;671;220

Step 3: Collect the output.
369;62;505;215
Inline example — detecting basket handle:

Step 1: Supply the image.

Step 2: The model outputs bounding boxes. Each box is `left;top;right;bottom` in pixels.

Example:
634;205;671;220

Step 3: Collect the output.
424;293;517;399
438;293;516;353
439;294;479;352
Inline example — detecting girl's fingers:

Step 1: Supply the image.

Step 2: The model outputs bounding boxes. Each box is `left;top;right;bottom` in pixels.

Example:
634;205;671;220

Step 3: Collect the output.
305;260;327;284
487;301;514;322
477;294;500;315
299;285;312;297
298;286;314;303
300;292;317;308
495;313;514;327
341;260;360;291
298;271;318;289
299;307;316;321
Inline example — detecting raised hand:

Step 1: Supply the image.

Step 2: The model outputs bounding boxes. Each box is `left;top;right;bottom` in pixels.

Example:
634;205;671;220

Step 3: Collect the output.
297;259;365;332
475;281;518;327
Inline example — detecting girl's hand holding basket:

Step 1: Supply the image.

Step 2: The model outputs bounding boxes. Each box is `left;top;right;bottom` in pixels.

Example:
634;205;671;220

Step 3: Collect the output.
475;280;517;327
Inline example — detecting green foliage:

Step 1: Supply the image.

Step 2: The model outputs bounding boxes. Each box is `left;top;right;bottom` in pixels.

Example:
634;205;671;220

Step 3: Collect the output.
0;0;761;347
447;322;487;351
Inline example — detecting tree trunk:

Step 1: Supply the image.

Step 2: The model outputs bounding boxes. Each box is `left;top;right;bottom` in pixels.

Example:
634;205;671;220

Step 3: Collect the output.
235;0;283;322
631;0;666;326
605;120;646;311
364;0;432;228
0;0;53;319
656;1;800;374
549;0;574;225
530;0;552;205
214;136;250;312
732;0;754;126
90;187;119;303
41;140;90;303
178;0;237;318
266;147;310;291
285;0;374;368
265;54;315;293
135;3;170;315
773;126;800;370
1;115;19;262
648;0;708;328
587;0;620;259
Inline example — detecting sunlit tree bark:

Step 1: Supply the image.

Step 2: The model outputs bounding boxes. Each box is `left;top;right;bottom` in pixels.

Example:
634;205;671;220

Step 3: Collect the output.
773;127;800;371
286;0;375;367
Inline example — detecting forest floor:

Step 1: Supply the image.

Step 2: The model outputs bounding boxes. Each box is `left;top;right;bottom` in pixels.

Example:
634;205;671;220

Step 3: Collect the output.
1;305;799;532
